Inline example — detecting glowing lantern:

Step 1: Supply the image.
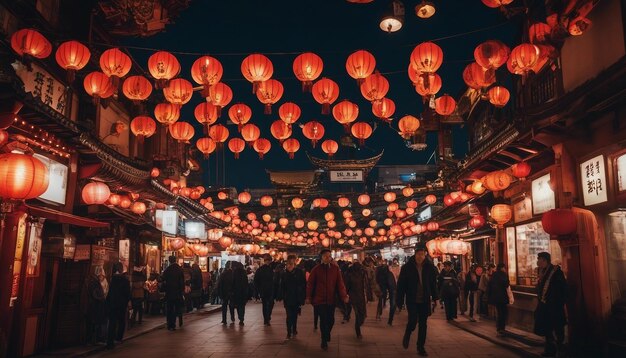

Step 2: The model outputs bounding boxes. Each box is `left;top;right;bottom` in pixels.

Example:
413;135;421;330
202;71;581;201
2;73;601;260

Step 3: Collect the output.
253;138;271;159
384;218;393;226
228;138;246;159
293;52;323;91
463;62;496;89
282;138;300;159
209;124;230;145
410;42;443;74
398;115;420;139
218;192;228;200
425;194;436;205
338;197;350;208
362;208;372;217
443;194;456;206
315;198;330;209
131;201;147;215
481;0;514;8
256;79;284;114
169;122;195;143
312;78;340;114
321;238;330;247
279;218;289;228
122;76;153;103
148;51;180;88
191;55;223;91
99;48;131;87
241;124;261;145
415;73;442;97
358;194;370;206
470;180;486;195
332;100;359;128
508;44;540;75
346;50;377;86
219;236;232;248
130;116;157;142
426;222;439;231
488;86;510;107
541;209;577;238
11;28;52;60
295;219;305;229
207;82;233;115
360;72;389;102
372;98;396;120
469;215;486;229
196;137;217;158
55;41;90;82
107;194;121;206
83;72;113;105
119;196;132;209
154;103;181;126
529;23;551;44
351;122;373;146
238;192;251;204
163;78;193;106
292;197;304;209
321;140;339;158
241;54;273;92
384;192;397;203
150;168;160;178
387;203;399;212
81;182;110;205
402;187;414;197
511;161;531;180
435;95;456;116
278;102;301;126
169;237;186;251
302;121;325;147
474;40;510;71
482;171;511;191
491;204;512;227
228;103;252;130
262;214;272;223
194;102;219;127
324;212;335;222
271;120;292;143
307;221;319;231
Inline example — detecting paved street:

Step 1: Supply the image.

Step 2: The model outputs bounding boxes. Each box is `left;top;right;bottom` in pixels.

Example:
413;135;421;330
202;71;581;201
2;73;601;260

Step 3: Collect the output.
90;301;522;358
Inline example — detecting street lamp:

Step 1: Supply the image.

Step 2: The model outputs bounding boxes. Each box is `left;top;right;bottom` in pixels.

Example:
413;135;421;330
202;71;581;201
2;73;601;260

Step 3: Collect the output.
415;1;436;19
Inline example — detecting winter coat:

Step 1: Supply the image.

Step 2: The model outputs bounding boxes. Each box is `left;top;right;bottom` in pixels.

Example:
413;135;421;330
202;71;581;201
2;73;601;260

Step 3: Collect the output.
386;268;397;293
464;272;479;292
254;264;276;299
162;263;185;301
364;265;381;299
438;269;460;300
231;263;249;306
306;262;348;306
86;275;106;323
534;265;567;336
487;270;510;305
279;267;306;307
396;256;439;311
345;262;369;309
216;268;233;300
191;267;203;291
106;274;130;311
131;270;147;299
376;265;389;292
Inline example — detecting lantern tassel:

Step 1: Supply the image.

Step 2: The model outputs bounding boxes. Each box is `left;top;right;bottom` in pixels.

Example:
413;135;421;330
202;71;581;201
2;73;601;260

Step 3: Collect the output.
321;103;330;115
264;104;272;115
289;152;294;160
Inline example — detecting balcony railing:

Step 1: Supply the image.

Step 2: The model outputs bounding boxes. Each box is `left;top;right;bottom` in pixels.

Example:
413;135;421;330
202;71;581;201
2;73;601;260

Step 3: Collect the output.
515;61;564;109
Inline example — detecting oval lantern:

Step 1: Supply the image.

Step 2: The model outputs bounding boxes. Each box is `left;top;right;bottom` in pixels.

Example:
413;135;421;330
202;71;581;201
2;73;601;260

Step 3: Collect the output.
474;40;510;70
150;168;160;178
372;97;396;120
384;192;396;203
122;75;153;103
482;171;512;191
278;102;301;125
541;209;577;239
481;0;514;8
426;222;439;231
463;62;496;89
402;186;414;197
241;53;273;93
241;124;261;145
148;51;181;88
435;95;456;116
346;50;376;84
312;78;339;115
294;219;305;229
351;122;373;146
253;138;271;159
194;102;219;127
228;138;246;159
332;100;359;128
291;197;304;209
207;82;233;116
119;196;132;209
131;201;147;215
99;48;131;87
282;138;300;159
130;116;157;142
338;197;350;208
209;124;230;144
196;137;217;158
107;194;121;206
511;161;531;180
82;182;110;205
508;44;540;75
488;86;510;108
0;153;49;200
321;139;339;158
191;55;223;91
256;79;284;115
529;23;552;44
154;102;181;126
425;194;437;205
11;28;52;59
302;121;325;147
490;204;512;227
360;72;389;102
238;191;251;204
169;122;195;143
470;180;487;195
293;52;323;91
271;120;292;143
83;72;113;105
163;78;193;106
55;40;90;82
469;215;486;229
443;194;456;206
398;115;420;139
415;73;442;97
358;194;370;206
410;42;443;74
228;103;252;130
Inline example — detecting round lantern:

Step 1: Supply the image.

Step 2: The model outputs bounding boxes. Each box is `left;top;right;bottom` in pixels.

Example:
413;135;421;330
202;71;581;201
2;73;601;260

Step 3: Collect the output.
148;51;180;88
414;73;442;97
372;97;396;120
470;180;486;195
279;218;289;228
194;102;219;127
107;194;121;206
307;221;319;231
443;194;456;206
83;72;113;104
150;168;160;178
302;121;325;147
238;191;251;204
508;44;540;75
488;86;510;108
346;50;376;83
490;204;512;227
241;124;261;145
463;62;496;89
315;198;330;209
511;161;531;180
228;103;252;130
228;138;246;159
384;191;396;203
81;182;110;205
169;237;186;251
241;53;273;93
278;102;301;125
474;40;510;70
398;115;420;139
426;222;439;231
410;42;443;74
321;238;330;247
338;197;350;208
425;194;437;205
163;78;193;106
209;124;230;144
99;48;131;87
256;79;284;114
312;78;340;114
218;236;232;248
196;137;217;158
351;122;373;146
332;100;359;128
253;138;271;159
55;41;90;82
11;28;52;59
469;215;486;229
358;194;370;206
387;203;399;212
190;55;223;90
260;195;273;207
293;52;323;91
541;209;577;239
294;219;305;229
122;76;153;103
154;103;181;126
0;153;49;200
291;197;304;209
130;116;157;142
131;201;147;215
321;140;339;158
271;120;293;143
119;196;132;209
207;82;233;115
262;214;272;223
402;186;414;197
435;95;456;116
482;171;512;192
282;138;300;159
481;0;514;8
169;122;195;143
360;72;389;102
406;200;418;209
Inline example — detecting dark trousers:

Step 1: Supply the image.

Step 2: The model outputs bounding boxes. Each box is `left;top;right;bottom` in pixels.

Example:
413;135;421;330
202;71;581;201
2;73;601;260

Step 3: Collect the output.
352;303;366;336
495;303;508;331
130;298;144;324
316;304;336;344
234;303;245;322
285;304;299;334
221;298;233;322
443;298;458;320
465;290;476;318
261;297;274;323
313;305;320;328
545;325;565;354
388;291;397;323
107;308;126;347
377;289;388;317
405;302;430;348
166;299;180;329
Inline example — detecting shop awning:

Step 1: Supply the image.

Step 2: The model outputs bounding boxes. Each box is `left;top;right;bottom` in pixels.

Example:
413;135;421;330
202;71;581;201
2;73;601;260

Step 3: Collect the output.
25;205;109;228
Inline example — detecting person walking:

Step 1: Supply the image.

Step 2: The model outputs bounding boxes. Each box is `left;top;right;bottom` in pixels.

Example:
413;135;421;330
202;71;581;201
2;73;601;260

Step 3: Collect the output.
279;255;306;339
105;262;130;349
190;263;204;310
232;261;249;325
438;261;460;322
254;254;277;326
464;265;480;322
457;267;467;316
162;255;184;331
362;257;381;318
130;266;147;326
534;252;567;357
396;242;439;357
216;261;234;325
478;264;496;316
488;263;511;336
182;263;193;313
386;263;398;326
306;249;349;351
345;260;369;339
85;272;106;344
375;258;389;321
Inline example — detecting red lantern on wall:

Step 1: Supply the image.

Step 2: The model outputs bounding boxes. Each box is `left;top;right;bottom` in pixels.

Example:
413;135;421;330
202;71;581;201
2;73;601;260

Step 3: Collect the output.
541;209;577;239
425;194;437;205
148;51;180;88
302;121;325;147
488;86;510;108
169;122;195;143
81;182;110;205
410;42;443;74
196;137;217;158
278;102;301;126
154;102;181;126
321;140;339;158
435;95;456;116
346;50;376;84
228;138;246;159
282;138;300;159
372;98;396;120
241;54;273;93
207;82;233;116
163;78;193;106
55;40;90;82
511;161;531;180
11;28;52;60
122;76;153;103
253;138;271;159
360;72;389;102
256;79;284;114
293;52;323;92
130;116;157;142
312;78;339;115
228;103;252;130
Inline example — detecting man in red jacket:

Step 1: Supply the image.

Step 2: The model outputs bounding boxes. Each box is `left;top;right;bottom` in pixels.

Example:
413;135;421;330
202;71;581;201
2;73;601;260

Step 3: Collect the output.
306;249;349;351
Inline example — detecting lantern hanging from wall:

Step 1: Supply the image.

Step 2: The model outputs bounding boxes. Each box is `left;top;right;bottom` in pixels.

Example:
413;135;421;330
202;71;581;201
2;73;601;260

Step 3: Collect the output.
122;76;153;103
293;52;323;92
351;122;373;146
11;28;52;61
55;40;90;82
270;120;292;143
196;137;217;158
228;103;252;131
169;122;195;143
163;78;193;106
487;86;510;108
228;138;246;159
490;204;512;227
278;102;301;126
443;194;456;206
541;209;577;239
99;48;131;88
302;121;325;147
372;97;396;120
154;103;181;126
253;138;271;159
209;124;230;145
130;116;157;142
194;102;219;128
481;0;514;8
241;53;273;93
207;82;233;116
312;78;340;115
282;138;300;159
148;51;180;89
360;72;389;102
346;50;376;84
81;182;110;205
256;79;284;114
191;55;223;93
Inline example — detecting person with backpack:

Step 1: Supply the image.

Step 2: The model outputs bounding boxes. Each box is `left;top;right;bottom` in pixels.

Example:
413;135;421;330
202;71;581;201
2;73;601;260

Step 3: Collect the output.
438;261;460;322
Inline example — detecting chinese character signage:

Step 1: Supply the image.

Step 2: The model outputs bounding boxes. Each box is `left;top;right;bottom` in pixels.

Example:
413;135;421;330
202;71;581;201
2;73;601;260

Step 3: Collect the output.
617;153;626;192
156;209;178;235
329;170;363;182
514;196;533;223
10;213;28;307
532;173;556;215
580;155;608;206
26;218;45;277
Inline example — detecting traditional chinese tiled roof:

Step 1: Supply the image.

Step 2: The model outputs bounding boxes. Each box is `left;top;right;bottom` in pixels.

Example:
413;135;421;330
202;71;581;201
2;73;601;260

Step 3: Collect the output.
307;150;383;173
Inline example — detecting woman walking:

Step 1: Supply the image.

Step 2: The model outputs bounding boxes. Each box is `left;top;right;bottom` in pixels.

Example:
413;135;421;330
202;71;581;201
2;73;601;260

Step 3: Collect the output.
232;261;249;325
280;255;306;339
345;260;369;339
488;263;511;336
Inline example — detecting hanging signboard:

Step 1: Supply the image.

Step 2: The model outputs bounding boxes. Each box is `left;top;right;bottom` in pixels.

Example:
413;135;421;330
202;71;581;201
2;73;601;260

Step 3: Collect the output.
329;170;364;182
532;173;555;215
580;155;608;206
34;154;68;205
156;209;178;235
616;153;626;192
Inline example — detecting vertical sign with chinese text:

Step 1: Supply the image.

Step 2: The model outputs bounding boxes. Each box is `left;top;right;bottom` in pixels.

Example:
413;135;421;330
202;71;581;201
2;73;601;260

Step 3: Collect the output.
580;155;608;206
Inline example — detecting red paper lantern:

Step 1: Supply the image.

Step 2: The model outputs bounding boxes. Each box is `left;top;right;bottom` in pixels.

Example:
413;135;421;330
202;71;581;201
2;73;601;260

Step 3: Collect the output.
228;103;252;130
360;72;389;102
302;121;325;147
321;139;339;158
462;62;496;89
469;215;486;229
169;237;186;251
228;138;246;159
122;76;153;103
207;82;233;115
415;73;442;97
384;192;396;203
83;72;113;104
169;122;195;143
338;197;350;208
427;222;439;232
488;86;510;108
0;153;49;200
253;138;271;159
332;100;359;128
256;79;284;114
474;40;510;70
481;0;514;8
482;171;511;191
194;102;219;127
241;53;273;92
508;44;540;75
99;48;131;86
292;197;304;209
163;78;193;105
148;51;181;88
154;103;181;126
443;194;456;206
219;236;232;248
435;95;456;116
511;161;531;180
270;120;292;142
55;40;90;82
191;55;223;89
278;102;301;125
131;201;147;215
398;115;420;139
351;122;373;146
372;98;396;120
282;138;300;159
293;52;323;91
119;196;132;209
406;200;418;209
410;42;443;74
260;195;274;207
541;209;577;238
196;137;217;158
312;78;339;114
358;194;370;206
130;116;157;142
241;124;261;144
529;23;552;44
346;50;376;83
425;194;437;205
238;191;251;204
107;193;121;206
150;168;160;178
209;124;230;144
81;182;110;205
490;204;512;227
11;28;52;59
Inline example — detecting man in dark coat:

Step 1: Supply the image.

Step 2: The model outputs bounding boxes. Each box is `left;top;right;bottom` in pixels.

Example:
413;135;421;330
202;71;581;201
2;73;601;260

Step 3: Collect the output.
254;254;277;326
534;252;567;357
162;255;184;331
396;242;439;357
464;265;480;322
375;258;389;320
438;261;460;321
106;262;130;349
488;263;510;336
216;261;234;324
190;263;204;310
306;249;349;351
231;261;249;325
85;272;106;344
386;263;398;326
279;254;306;339
345;260;369;339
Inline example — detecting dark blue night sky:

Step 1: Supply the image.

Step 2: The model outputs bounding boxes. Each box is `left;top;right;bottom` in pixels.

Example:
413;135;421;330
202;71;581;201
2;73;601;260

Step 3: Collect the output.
123;0;520;190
